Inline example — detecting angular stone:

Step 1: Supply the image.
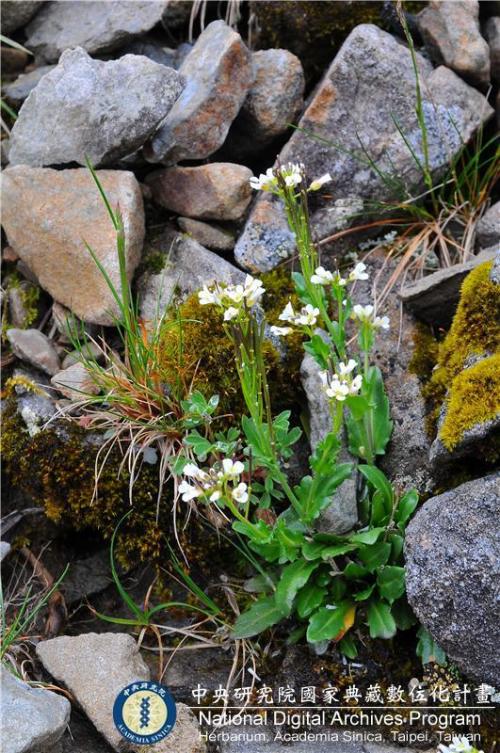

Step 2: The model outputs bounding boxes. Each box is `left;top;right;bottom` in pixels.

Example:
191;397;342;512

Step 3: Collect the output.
418;0;490;86
9;48;184;168
6;328;60;376
1;0;41;34
476;201;500;250
3;65;55;105
51;362;100;400
36;633;149;751
399;248;497;327
223;49;305;158
177;217;235;252
485;17;500;83
1;166;144;325
147;163;253;221
138;227;245;324
0;542;11;562
26;1;169;62
405;473;500;683
61;343;103;370
1;666;71;753
36;633;204;753
235;25;493;272
146;21;253;164
16;388;57;437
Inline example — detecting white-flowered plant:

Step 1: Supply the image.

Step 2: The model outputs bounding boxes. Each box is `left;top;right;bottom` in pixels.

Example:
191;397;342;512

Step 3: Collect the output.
174;163;417;661
438;737;484;753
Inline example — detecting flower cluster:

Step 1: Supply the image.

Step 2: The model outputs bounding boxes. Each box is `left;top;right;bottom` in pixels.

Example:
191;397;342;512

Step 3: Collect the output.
198;275;265;321
250;164;331;194
311;262;369;287
438;737;483;753
179;458;249;505
270;302;320;336
351;304;390;331
319;359;362;402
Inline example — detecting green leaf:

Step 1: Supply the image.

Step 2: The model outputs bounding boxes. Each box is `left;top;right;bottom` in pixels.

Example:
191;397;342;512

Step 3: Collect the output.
275;560;319;616
358;465;393;507
233;597;283;639
370;491;390;527
377;566;406;604
388;533;404;562
396;489;419;528
232;519;273;544
343;562;368;580
184;430;213;459
349;527;385;545
296;584;327;618
392;598;417;630
358;541;392;571
320;543;359;559
303;334;331;370
354;584;375;601
416;626;447;666
367;600;397;639
366;366;393;455
338;633;358;659
345;394;370;421
306;602;354;643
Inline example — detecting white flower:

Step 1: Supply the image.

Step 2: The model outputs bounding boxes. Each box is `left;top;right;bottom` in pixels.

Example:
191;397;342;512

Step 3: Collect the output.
349;374;363;394
373;315;390;330
210;490;222;502
222;458;245;478
178;479;202;501
270;325;292;336
198;285;220;306
295;304;319;327
224;306;239;321
183;463;207;481
352;304;374;322
225;284;245;304
338;359;357;376
249;168;276;192
325;377;350;402
309;173;332;191
349;262;369;282
439;737;482;753
243;275;265;306
311;266;334;285
232;482;249;505
281;162;303;188
279;301;295;322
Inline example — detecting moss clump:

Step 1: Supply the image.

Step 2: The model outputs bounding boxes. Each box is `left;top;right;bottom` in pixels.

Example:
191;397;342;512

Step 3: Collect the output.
409;323;439;382
439;354;500;452
1;273;40;340
423;262;500;449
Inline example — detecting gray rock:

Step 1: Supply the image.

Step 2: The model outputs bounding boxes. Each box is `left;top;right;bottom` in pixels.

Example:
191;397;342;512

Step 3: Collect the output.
51;362;100;400
9;47;184;167
1;166;144;326
146;21;253;164
485;17;500;83
7;281;39;328
61;342;104;370
0;541;11;562
399;248;497;327
235;25;493;272
16;389;57;436
6;328;60;376
1;0;41;34
3;66;55;105
25;1;169;62
405;473;500;683
223;48;305;158
36;633;149;751
418;0;490;86
118;37;177;68
1;666;71;753
177;217;236;252
36;632;204;753
300;347;358;535
147;163;253;221
476;201;500;251
61;550;111;605
138;227;245;324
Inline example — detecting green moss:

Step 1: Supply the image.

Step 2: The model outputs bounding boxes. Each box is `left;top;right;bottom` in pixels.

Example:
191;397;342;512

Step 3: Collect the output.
1;392;223;571
409;323;439;381
439;354;500;452
423;262;500;449
1;273;40;341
